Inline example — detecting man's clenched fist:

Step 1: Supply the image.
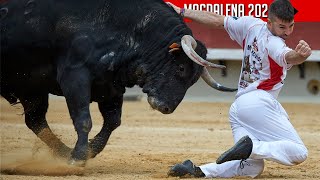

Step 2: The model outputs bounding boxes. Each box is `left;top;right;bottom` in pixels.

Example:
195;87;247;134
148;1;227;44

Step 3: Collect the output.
295;40;312;58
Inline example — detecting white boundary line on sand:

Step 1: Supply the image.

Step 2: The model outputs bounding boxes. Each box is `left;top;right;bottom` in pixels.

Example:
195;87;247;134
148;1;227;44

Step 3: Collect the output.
207;48;320;62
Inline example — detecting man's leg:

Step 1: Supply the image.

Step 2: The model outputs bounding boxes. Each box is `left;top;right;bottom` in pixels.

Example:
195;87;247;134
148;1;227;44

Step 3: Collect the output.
227;90;308;165
200;159;264;178
250;139;307;165
168;159;264;178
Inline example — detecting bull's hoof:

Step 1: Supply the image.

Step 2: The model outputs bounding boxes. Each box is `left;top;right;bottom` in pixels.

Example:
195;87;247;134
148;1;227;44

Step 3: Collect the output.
88;138;104;159
87;149;98;159
69;148;89;167
68;159;87;167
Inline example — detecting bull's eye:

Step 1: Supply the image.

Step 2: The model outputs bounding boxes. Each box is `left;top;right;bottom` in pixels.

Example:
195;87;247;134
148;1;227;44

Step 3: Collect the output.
179;64;185;72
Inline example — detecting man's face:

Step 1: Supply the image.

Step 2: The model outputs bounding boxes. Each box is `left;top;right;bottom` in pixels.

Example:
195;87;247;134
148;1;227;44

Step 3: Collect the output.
267;17;295;40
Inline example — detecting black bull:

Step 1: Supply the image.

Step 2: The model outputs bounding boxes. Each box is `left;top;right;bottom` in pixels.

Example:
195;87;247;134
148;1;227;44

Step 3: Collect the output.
0;0;236;165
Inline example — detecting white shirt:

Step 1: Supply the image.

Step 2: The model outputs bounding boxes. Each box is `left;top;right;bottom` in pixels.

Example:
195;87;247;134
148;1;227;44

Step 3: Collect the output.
224;16;293;99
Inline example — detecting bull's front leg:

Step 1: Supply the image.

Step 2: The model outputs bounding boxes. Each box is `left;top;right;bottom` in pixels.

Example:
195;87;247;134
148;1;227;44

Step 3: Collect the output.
58;34;96;166
88;96;123;158
59;68;92;166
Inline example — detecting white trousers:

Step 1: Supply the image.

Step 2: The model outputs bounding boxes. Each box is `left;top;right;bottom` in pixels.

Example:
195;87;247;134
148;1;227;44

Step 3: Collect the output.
200;90;308;178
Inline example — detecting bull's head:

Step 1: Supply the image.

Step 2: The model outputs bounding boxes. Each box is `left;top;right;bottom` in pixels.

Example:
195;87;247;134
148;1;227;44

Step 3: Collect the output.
141;35;237;114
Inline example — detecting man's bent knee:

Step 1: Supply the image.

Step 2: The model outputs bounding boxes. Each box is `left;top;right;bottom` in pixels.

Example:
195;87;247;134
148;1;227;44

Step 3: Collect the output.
292;146;308;165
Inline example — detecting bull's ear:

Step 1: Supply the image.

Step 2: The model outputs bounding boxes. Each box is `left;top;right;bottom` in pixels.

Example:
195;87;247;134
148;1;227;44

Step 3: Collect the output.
168;42;181;53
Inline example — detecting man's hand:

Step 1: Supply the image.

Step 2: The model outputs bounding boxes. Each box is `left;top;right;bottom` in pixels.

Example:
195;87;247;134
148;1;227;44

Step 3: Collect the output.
166;2;180;14
286;40;312;65
295;40;312;58
166;1;225;28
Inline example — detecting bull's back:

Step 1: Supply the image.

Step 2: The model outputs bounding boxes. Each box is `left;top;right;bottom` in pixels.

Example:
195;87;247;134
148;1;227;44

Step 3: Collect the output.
0;0;181;98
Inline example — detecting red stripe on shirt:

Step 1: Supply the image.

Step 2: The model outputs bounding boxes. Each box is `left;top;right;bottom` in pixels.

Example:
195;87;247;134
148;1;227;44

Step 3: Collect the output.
242;38;245;50
257;56;283;90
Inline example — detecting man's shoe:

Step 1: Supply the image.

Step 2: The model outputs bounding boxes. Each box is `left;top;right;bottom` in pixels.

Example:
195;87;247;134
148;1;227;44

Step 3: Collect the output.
216;135;253;164
168;159;205;177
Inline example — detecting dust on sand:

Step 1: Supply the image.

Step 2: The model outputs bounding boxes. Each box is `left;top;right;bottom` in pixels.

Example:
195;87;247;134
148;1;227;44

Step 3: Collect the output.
1;98;319;179
1;151;84;176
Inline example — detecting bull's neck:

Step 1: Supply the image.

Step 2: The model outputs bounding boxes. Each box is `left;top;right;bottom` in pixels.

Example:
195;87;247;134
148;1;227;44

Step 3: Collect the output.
113;5;192;88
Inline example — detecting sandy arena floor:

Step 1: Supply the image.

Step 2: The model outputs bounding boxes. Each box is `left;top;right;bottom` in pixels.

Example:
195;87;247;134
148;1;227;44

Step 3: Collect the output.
0;98;319;180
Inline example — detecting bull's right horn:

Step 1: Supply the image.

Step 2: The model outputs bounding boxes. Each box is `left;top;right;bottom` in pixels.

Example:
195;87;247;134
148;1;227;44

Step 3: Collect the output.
201;68;238;92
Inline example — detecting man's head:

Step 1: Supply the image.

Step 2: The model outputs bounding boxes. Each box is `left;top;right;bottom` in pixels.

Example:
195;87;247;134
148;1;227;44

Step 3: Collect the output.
267;0;295;39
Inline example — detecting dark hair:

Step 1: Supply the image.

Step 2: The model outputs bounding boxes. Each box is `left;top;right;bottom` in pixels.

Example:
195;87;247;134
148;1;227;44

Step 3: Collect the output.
268;0;295;22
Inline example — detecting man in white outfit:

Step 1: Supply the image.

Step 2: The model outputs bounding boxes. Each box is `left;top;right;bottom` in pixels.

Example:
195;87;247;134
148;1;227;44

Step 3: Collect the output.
167;0;311;178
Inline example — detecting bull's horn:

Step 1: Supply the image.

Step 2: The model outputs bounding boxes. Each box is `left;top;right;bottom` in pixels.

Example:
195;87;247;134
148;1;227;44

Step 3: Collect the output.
201;68;238;92
181;35;225;69
180;35;237;92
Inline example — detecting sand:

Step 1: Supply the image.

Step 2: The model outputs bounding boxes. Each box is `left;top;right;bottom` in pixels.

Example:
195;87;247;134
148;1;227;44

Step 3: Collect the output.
1;98;319;179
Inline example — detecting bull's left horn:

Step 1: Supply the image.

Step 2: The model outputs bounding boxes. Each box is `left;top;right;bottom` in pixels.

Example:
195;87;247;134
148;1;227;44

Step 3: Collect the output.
181;35;237;92
181;35;225;69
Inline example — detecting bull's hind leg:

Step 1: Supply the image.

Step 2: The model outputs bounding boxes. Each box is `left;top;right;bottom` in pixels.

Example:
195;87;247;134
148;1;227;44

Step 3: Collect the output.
88;96;123;158
20;94;72;158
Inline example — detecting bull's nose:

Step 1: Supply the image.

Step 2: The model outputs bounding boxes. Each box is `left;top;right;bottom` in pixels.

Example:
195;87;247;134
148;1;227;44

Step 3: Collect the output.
159;105;172;114
147;96;173;114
